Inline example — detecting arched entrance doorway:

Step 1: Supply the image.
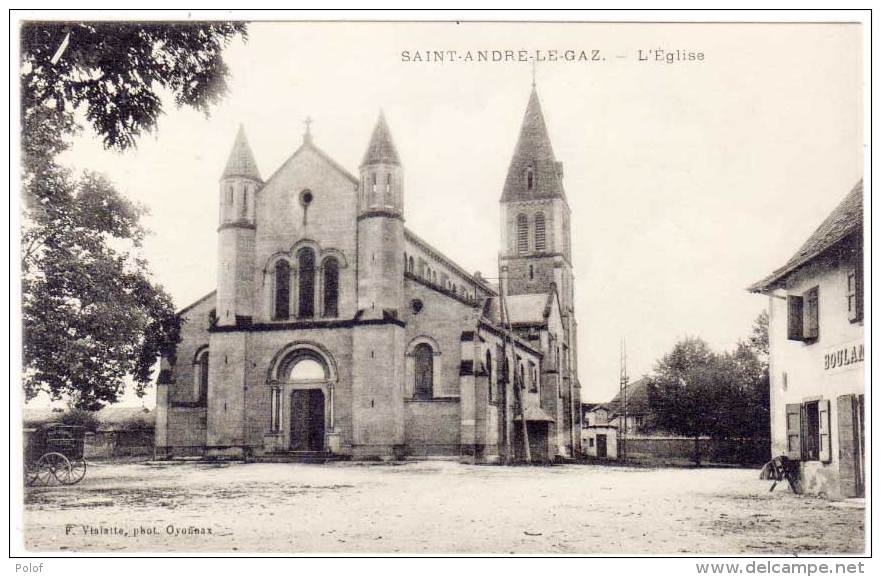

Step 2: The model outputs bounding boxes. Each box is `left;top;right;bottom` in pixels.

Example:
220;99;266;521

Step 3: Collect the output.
269;344;337;453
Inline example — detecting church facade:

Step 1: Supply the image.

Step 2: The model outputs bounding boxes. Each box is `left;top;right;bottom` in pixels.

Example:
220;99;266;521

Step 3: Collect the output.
154;86;581;462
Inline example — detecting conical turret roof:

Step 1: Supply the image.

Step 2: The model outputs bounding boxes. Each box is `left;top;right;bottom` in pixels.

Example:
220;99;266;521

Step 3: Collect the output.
501;87;565;202
361;112;400;166
222;125;262;181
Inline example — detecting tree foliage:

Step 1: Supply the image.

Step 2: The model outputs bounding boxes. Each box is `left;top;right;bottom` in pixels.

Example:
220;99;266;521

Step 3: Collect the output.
20;21;247;409
647;312;771;450
20;21;247;151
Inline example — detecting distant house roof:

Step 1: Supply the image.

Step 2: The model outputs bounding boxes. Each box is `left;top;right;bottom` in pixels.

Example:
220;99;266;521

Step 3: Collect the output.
603;376;652;417
23;406;154;430
749;179;863;292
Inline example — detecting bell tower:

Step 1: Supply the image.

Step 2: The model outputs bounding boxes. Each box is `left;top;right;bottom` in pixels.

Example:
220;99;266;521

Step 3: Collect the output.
351;112;407;458
356;111;405;318
499;86;574;316
499;85;580;454
216;125;261;326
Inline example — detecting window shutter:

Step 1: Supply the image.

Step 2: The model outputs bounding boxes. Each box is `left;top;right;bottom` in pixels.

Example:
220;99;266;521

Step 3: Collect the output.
785;403;802;460
853;263;864;322
804;288;819;340
818;399;832;463
787;295;804;341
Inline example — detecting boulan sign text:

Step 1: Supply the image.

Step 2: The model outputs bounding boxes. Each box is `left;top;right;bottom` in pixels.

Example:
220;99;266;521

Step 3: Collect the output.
823;340;864;373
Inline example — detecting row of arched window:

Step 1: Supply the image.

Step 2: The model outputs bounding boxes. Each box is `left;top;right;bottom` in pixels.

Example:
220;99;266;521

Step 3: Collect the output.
363;171;396;208
413;341;540;403
191;339;540;409
403;253;476;300
272;247;339;320
223;182;255;222
516;212;547;253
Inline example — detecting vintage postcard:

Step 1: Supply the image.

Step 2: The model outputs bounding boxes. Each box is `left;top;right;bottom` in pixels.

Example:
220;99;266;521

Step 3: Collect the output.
12;11;868;560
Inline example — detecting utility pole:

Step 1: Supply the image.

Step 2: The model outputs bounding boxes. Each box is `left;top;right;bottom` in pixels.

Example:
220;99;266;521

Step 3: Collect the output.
619;338;629;462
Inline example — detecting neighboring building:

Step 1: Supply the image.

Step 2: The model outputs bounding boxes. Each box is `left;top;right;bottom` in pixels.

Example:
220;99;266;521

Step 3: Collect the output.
749;180;864;498
582;377;652;460
155;85;582;462
582;404;617;459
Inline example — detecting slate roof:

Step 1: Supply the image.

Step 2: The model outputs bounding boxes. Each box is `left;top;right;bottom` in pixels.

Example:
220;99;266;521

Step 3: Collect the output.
603;376;652;417
749;179;863;292
501;87;566;202
505;293;549;325
361;112;400;166
513;405;555;422
221;125;262;181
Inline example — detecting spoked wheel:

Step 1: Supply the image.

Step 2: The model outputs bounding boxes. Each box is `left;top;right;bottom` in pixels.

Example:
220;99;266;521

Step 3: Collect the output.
30;452;71;486
59;458;87;485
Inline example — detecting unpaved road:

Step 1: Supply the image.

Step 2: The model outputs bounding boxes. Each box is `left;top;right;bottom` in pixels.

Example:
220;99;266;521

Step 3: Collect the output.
21;460;864;554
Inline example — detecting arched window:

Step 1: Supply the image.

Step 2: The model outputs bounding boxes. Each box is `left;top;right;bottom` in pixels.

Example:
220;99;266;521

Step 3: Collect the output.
193;348;209;405
485;350;493;402
273;260;290;320
226;184;234;207
322;257;339;318
529;361;538;393
414;343;434;400
408;256;414;273
298;247;316;318
241;187;249;220
534;212;546;251
432;270;437;285
288;357;327;381
518;360;526;390
385;173;393;205
516;214;529;253
526;167;534;190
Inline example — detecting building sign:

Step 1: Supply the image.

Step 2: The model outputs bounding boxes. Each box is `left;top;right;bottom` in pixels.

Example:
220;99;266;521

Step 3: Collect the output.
823;340;864;374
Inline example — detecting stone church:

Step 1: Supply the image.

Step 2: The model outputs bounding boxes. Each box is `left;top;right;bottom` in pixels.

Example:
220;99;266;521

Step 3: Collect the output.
155;85;581;462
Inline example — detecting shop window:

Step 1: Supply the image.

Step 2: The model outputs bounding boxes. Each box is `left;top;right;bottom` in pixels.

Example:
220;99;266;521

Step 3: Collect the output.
785;400;831;462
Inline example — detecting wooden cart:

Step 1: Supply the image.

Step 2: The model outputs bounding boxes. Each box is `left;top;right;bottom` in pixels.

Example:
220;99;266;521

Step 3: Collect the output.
24;425;88;486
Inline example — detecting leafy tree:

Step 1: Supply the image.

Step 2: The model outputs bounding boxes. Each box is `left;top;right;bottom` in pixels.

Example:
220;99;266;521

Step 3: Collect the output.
647;333;770;465
20;22;247;152
20;22;247;409
748;309;770;358
647;338;716;462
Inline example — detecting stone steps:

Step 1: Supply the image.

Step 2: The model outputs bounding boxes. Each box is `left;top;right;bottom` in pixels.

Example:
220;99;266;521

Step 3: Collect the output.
251;451;351;464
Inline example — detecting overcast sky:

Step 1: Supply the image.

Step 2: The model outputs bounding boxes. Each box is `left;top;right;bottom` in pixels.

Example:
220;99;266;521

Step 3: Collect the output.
54;21;863;406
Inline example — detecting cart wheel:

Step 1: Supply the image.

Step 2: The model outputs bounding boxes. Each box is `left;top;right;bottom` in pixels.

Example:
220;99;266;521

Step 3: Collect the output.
65;459;87;485
32;452;71;486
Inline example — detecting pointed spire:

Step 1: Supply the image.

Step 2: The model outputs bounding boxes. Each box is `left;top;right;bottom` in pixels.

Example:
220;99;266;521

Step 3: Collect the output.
361;111;400;167
222;124;261;181
501;87;565;202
